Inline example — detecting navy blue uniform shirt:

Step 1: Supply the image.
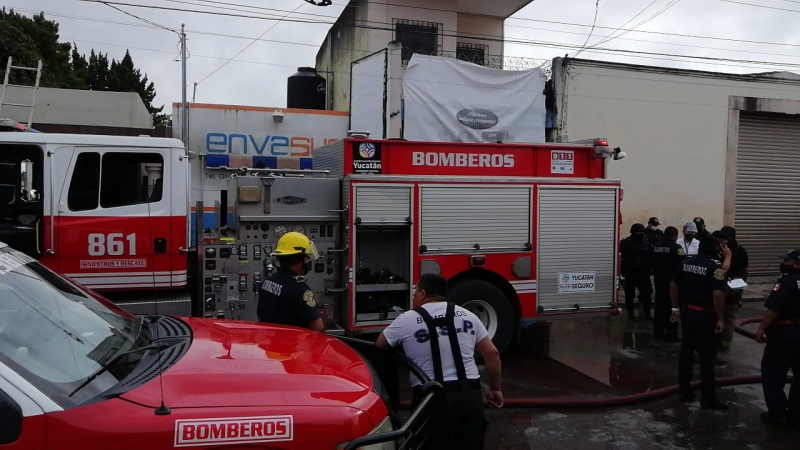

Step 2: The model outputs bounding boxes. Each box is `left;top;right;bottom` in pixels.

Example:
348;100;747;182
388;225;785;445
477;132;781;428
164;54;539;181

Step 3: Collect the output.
765;271;800;323
651;239;686;285
671;255;728;309
620;236;653;278
257;268;321;328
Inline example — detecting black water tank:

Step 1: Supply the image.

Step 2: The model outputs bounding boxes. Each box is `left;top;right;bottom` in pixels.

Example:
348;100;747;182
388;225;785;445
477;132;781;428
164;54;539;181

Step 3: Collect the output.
287;67;326;110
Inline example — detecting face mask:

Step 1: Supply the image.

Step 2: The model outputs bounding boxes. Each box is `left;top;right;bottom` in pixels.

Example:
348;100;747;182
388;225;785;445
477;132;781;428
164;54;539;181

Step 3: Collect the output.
649;226;659;231
684;234;694;241
632;233;644;240
780;263;796;274
303;260;313;275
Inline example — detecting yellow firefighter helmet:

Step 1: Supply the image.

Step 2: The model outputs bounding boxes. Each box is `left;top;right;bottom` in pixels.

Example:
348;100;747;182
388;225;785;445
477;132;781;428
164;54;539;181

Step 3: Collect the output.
271;231;321;260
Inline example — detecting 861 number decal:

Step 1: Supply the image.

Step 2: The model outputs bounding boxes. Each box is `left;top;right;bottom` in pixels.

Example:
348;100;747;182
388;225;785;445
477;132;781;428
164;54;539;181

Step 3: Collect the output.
88;233;137;256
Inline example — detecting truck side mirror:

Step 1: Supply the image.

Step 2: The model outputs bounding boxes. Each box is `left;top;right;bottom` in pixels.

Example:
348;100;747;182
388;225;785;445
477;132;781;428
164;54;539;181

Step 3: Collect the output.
0;389;23;444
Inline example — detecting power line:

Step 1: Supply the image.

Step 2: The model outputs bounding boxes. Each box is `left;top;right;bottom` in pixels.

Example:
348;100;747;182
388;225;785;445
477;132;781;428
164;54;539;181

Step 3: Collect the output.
572;0;601;58
62;29;800;77
587;0;659;49
590;0;682;49
30;6;800;62
70;0;800;70
40;2;800;52
195;1;306;85
175;0;800;50
61;35;800;97
718;0;800;13
11;2;800;77
91;0;179;34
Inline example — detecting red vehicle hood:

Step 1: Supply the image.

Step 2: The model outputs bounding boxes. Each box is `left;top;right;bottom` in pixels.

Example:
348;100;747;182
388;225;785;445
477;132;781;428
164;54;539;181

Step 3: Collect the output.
120;318;378;412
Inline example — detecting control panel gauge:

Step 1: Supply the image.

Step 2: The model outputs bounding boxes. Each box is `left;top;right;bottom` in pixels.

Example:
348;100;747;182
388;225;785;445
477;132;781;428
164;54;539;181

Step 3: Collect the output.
274;225;288;238
293;225;306;234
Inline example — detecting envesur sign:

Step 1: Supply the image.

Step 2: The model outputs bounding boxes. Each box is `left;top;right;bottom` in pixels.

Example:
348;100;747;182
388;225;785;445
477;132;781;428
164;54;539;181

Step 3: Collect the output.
206;133;338;157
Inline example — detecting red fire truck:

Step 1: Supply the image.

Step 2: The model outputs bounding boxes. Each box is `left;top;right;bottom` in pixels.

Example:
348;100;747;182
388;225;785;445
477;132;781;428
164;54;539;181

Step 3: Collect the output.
0;130;625;354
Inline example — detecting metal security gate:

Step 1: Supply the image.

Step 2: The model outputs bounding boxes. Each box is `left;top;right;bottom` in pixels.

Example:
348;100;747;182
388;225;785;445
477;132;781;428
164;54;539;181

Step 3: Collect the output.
536;186;618;313
735;112;800;275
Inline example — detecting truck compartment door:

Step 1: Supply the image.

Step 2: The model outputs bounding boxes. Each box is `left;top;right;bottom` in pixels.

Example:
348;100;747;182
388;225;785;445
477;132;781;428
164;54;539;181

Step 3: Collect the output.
536;186;619;313
351;184;413;326
56;149;172;291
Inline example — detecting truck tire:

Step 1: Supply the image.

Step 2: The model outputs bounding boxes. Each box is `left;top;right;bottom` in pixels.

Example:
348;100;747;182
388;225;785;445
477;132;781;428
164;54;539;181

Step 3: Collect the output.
448;280;514;356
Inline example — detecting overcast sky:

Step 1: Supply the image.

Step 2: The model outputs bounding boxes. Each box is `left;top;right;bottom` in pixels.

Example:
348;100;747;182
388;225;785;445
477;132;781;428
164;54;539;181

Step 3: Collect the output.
8;0;800;115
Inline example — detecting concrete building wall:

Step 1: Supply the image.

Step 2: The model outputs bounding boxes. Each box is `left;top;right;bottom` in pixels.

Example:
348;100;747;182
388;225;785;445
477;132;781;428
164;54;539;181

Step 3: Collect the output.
367;0;459;52
315;0;372;112
552;58;800;233
456;13;504;56
1;86;152;128
315;0;508;112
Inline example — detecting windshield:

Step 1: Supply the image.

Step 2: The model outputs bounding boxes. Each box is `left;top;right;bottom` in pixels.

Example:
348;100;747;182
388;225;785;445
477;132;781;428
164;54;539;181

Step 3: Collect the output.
0;245;144;408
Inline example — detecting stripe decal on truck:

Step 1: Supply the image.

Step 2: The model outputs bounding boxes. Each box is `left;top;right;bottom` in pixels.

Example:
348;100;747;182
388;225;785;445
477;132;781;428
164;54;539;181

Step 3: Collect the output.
63;270;187;288
510;280;537;294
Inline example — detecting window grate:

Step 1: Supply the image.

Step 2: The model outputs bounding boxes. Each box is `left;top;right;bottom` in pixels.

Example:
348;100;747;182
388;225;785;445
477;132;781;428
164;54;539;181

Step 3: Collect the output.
456;42;488;66
393;19;442;63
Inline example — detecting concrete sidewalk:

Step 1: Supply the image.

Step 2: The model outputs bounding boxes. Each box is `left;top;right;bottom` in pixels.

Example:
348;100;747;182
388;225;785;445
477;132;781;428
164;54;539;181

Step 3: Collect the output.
741;276;778;303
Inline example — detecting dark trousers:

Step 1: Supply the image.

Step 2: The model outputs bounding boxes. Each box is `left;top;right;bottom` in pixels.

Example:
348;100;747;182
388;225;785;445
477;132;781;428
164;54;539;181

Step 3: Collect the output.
761;328;800;421
623;274;652;317
653;281;678;339
412;381;486;450
678;309;718;400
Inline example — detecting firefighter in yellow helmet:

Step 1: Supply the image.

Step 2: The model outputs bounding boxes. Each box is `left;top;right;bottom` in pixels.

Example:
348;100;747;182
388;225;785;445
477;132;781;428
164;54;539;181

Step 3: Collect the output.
256;232;325;332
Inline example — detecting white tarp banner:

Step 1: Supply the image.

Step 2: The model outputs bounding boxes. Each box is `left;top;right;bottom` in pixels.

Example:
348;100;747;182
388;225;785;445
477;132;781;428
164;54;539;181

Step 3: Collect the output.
402;55;547;144
351;50;387;138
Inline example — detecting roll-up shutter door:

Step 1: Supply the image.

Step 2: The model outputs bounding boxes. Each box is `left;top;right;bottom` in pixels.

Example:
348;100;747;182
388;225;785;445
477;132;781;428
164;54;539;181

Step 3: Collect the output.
354;185;411;224
420;186;531;252
537;187;618;312
736;112;800;275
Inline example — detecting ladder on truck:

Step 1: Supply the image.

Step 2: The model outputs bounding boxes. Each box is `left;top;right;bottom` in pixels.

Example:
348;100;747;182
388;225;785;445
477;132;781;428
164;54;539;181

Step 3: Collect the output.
0;57;43;128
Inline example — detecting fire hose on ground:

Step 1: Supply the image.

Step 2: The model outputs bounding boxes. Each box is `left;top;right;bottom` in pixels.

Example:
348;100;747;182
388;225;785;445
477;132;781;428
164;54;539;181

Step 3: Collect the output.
398;316;793;410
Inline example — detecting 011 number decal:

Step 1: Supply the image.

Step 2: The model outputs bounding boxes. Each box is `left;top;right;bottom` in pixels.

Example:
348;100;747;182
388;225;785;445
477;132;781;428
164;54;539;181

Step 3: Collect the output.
88;233;137;256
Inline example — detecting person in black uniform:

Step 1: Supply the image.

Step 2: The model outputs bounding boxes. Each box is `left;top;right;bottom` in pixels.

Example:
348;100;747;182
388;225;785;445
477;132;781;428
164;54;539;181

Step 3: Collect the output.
257;231;325;332
651;226;685;342
717;226;749;352
670;234;729;410
645;217;664;244
754;249;800;426
620;223;654;319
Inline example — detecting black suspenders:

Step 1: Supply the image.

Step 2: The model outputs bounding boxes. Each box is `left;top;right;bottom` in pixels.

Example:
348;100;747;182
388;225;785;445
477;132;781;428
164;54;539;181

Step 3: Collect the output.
414;302;469;388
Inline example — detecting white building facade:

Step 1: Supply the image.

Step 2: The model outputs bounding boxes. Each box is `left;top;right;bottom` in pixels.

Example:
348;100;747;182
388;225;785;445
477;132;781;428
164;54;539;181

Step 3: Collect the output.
552;58;800;273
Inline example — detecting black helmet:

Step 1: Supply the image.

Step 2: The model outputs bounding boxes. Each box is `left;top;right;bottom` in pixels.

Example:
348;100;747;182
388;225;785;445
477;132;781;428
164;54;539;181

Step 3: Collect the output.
630;223;646;234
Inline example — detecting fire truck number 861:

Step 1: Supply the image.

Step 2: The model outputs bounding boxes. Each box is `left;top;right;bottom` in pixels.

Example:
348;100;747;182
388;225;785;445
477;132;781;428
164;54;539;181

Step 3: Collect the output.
88;233;137;256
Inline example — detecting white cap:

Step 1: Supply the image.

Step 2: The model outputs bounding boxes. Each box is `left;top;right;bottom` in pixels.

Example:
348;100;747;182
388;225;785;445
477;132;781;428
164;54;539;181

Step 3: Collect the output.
684;222;698;233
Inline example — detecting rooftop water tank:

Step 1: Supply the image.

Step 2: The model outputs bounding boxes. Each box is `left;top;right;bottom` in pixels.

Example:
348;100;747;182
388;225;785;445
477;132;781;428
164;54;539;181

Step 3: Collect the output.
287;67;326;110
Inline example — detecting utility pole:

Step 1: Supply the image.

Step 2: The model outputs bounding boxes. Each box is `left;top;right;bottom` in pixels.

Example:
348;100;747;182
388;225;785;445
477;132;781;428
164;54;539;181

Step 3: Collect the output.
181;23;189;149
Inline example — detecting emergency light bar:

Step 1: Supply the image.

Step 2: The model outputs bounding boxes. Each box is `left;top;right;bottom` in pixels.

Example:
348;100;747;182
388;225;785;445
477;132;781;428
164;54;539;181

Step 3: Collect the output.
592;138;626;161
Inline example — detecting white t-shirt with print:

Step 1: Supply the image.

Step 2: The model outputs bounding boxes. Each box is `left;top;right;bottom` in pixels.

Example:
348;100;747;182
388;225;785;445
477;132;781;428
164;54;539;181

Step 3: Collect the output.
382;302;489;386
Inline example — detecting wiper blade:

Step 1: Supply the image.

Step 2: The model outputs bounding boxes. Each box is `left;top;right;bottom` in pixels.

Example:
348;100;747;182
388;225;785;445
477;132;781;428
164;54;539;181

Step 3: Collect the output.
68;341;170;398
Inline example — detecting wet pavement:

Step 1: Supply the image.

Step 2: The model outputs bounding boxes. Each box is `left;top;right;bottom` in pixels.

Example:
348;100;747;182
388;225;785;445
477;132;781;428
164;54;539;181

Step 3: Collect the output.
477;301;798;450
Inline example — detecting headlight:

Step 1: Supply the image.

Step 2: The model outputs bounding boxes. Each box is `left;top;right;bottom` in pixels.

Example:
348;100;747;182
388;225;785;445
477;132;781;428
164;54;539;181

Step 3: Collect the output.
335;416;396;450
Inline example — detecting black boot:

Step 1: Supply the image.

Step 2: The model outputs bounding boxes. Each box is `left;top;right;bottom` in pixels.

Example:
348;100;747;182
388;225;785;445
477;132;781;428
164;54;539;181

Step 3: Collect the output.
679;390;696;403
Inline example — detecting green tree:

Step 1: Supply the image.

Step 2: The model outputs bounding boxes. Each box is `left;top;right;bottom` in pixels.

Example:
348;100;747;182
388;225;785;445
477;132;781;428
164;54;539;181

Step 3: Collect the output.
86;49;111;90
108;50;167;126
1;8;167;126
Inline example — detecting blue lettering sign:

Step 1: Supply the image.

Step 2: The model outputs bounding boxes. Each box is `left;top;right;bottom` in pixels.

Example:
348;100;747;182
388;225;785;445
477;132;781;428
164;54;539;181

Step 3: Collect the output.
204;132;333;157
